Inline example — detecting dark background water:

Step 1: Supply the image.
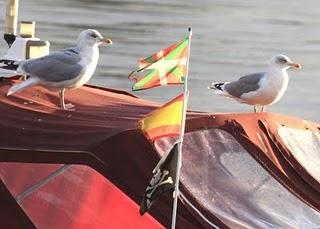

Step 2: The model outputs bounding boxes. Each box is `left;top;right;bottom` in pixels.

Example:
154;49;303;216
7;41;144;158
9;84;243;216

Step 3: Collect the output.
0;0;319;122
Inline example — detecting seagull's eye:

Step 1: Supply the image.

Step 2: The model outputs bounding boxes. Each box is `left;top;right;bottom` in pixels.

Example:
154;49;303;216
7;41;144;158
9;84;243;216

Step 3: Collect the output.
278;58;287;64
91;33;98;38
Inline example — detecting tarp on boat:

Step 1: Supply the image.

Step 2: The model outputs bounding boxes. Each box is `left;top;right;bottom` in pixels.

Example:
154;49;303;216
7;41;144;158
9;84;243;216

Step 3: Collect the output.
0;78;319;228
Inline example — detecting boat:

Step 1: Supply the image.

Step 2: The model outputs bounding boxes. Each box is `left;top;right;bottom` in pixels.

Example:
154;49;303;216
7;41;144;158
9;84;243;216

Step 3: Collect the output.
0;0;319;228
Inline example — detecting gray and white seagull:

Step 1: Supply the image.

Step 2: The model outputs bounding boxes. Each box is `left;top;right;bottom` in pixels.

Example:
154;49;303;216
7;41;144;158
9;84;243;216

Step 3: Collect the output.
6;29;112;110
208;55;302;112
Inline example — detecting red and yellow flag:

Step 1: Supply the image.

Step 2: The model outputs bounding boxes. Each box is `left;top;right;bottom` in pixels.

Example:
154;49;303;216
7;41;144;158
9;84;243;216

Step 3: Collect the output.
129;38;189;91
139;93;185;141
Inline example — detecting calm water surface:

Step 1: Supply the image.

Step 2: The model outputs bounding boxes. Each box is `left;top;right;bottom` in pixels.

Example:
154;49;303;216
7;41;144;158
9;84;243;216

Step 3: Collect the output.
0;0;319;122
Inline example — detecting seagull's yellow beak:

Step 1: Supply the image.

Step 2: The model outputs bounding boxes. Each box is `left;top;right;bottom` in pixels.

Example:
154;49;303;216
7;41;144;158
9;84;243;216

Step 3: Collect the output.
288;62;302;69
100;38;113;45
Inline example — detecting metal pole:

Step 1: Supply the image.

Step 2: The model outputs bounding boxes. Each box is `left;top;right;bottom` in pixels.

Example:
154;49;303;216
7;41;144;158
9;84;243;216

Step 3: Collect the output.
4;0;19;46
171;27;192;229
4;0;19;35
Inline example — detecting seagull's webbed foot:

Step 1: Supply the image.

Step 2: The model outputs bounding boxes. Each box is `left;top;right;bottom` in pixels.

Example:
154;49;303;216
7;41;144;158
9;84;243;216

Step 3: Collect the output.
65;103;75;110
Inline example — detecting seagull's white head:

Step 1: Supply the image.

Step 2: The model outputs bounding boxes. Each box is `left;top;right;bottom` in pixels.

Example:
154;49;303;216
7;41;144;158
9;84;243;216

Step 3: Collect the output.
270;54;302;70
77;29;112;47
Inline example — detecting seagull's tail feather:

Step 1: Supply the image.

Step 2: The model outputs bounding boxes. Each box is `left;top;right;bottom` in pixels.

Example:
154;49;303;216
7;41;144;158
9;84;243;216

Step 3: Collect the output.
208;82;229;95
0;60;20;78
7;78;39;96
0;69;17;78
0;59;20;71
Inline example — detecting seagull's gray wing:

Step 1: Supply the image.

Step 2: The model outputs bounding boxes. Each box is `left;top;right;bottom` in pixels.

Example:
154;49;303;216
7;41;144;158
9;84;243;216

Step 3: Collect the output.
20;48;83;82
224;72;265;98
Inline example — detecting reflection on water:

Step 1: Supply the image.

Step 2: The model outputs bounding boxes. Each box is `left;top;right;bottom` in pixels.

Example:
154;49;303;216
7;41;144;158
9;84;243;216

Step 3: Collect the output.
0;0;319;121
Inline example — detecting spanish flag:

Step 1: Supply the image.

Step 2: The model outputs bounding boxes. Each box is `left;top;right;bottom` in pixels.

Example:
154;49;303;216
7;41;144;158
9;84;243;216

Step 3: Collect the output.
139;93;186;141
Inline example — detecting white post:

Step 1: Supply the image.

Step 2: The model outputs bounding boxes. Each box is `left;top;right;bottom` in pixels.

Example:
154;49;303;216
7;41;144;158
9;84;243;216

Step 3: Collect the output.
170;27;192;229
5;0;19;35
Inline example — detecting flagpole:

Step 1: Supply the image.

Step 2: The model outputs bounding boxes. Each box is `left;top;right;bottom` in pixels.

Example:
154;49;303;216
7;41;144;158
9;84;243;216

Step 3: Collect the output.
171;27;192;229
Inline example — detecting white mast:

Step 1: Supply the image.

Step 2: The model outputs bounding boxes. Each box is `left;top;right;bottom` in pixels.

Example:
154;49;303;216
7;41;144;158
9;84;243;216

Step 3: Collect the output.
171;27;192;229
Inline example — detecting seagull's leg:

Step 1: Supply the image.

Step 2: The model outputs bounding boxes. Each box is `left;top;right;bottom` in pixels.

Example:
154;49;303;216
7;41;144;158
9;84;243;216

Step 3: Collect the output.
59;89;75;110
254;106;257;113
59;89;66;110
20;75;27;81
261;106;266;112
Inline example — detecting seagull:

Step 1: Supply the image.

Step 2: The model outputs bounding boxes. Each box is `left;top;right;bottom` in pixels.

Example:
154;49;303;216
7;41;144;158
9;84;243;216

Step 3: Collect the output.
208;55;302;112
6;29;112;110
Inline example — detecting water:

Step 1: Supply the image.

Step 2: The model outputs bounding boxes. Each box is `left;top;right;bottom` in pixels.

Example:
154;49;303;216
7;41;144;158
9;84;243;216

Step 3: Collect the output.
0;0;319;122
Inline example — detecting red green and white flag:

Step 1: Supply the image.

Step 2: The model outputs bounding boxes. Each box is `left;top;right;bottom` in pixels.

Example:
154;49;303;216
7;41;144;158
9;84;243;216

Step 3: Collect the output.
129;37;189;91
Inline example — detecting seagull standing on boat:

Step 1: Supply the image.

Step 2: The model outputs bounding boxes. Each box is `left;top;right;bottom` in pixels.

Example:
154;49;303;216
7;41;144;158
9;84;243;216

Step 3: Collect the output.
6;29;112;110
208;55;302;112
